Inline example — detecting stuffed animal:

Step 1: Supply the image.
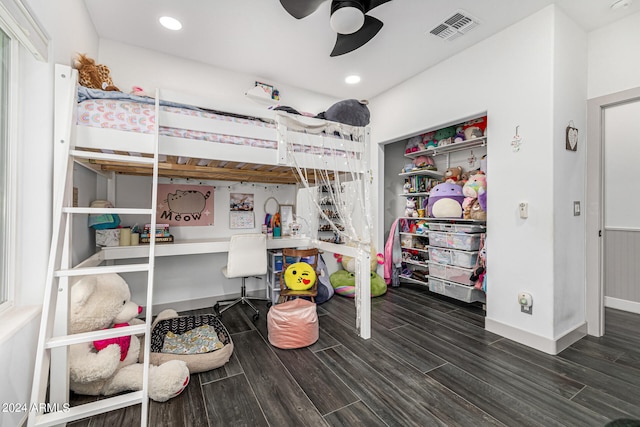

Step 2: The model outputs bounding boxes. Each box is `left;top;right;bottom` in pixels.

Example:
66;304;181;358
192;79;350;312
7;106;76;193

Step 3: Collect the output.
469;198;487;221
338;245;384;274
74;54;120;92
462;171;487;211
403;180;411;194
421;131;436;149
428;182;465;218
443;166;463;184
454;126;465;143
404;136;421;154
405;198;418;218
69;274;190;402
329;270;387;298
315;99;370;127
435;126;456;146
413;155;436;171
463;116;487;140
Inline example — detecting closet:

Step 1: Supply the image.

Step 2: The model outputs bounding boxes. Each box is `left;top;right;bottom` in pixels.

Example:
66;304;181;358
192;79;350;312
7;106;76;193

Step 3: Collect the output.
392;116;488;304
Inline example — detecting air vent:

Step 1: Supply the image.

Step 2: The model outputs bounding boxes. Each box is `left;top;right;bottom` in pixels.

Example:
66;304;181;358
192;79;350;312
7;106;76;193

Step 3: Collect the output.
429;10;480;41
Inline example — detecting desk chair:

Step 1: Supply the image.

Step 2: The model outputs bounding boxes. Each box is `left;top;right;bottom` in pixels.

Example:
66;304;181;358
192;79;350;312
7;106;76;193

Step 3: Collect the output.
279;248;319;303
214;233;270;321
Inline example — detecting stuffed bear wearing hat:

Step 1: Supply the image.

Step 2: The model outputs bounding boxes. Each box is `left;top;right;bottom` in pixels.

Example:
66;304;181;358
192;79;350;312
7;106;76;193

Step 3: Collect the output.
69;273;190;402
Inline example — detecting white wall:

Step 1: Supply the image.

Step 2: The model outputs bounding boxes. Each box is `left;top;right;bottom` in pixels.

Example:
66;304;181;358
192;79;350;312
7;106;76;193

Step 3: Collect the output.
111;175;297;309
551;9;588;339
98;39;339;120
588;11;640;99
371;6;587;352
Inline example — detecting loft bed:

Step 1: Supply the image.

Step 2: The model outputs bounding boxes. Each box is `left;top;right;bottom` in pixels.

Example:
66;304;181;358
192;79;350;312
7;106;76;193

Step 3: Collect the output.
63;78;368;185
53;63;374;335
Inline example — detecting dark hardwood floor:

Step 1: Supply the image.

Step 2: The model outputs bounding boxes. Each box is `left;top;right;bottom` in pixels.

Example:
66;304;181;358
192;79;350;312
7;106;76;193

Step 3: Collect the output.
69;285;640;426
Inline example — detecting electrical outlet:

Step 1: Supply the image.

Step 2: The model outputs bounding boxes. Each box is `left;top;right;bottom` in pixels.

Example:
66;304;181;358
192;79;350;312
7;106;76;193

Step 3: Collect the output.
518;292;533;315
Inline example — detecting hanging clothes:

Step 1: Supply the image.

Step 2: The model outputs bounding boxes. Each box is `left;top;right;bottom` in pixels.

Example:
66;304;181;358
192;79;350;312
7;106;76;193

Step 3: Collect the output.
384;218;403;287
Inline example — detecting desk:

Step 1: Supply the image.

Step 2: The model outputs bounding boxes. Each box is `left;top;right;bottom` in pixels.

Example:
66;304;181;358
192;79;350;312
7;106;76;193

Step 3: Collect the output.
91;235;370;340
98;236;312;261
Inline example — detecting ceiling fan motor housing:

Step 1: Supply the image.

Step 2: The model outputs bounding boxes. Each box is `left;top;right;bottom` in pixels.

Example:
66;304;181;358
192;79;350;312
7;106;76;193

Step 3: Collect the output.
330;1;365;34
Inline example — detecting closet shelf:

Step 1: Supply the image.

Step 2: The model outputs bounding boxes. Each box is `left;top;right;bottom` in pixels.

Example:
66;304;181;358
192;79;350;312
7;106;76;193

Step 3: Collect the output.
399;192;429;197
405;136;486;158
399;169;443;178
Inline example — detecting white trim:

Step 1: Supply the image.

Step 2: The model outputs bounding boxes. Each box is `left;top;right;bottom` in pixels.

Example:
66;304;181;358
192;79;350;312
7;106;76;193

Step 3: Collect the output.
0;33;19;314
604;226;640;232
485;318;586;355
0;0;48;61
586;86;640;337
0;305;40;345
604;296;640;314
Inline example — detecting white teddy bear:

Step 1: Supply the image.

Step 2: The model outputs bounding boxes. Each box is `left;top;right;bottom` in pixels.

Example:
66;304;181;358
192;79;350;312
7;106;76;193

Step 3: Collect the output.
69;273;190;402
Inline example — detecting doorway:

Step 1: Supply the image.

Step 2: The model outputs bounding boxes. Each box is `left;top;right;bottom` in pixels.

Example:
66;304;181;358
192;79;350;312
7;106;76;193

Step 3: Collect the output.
586;86;640;336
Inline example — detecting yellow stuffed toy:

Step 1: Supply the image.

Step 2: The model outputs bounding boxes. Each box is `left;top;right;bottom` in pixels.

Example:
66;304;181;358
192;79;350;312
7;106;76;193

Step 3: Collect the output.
284;262;316;291
75;53;120;92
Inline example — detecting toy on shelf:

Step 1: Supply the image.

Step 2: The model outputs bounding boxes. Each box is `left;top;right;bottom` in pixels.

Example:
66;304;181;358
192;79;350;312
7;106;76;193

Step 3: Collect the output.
428;182;465;218
463;116;487;140
443;166;463;184
405;198;418;218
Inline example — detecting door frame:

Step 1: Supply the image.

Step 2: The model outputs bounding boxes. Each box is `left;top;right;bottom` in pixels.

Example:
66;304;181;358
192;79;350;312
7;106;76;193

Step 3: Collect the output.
586;86;640;336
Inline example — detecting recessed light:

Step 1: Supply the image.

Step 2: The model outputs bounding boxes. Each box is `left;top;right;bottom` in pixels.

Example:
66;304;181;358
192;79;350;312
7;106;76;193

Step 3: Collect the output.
345;75;361;84
159;16;182;31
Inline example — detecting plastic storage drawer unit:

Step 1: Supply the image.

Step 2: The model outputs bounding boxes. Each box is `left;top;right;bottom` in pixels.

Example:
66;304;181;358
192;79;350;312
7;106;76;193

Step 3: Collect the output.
428;262;474;286
427;247;478;268
428;231;482;251
428;277;485;303
427;222;485;233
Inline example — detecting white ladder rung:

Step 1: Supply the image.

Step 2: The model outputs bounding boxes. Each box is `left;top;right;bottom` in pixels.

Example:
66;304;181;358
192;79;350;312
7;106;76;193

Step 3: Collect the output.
70;149;155;164
55;263;150;277
46;324;147;349
63;207;154;215
31;391;143;427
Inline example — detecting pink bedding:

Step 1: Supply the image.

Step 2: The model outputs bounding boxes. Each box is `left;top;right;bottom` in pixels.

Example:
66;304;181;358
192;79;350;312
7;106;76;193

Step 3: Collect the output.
77;99;277;149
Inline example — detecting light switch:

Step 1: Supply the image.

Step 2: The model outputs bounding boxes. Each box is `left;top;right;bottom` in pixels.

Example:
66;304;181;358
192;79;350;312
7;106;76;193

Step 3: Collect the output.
519;202;528;219
573;201;581;216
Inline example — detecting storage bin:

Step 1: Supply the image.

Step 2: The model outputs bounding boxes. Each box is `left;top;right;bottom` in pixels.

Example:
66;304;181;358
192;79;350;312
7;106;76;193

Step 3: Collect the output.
428;277;485;303
428;231;482;251
427;247;478;268
427;222;485;233
428;262;474;286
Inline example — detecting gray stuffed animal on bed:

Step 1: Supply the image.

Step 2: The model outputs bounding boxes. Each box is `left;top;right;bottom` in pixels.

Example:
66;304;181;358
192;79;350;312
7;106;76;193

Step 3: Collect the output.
316;99;370;127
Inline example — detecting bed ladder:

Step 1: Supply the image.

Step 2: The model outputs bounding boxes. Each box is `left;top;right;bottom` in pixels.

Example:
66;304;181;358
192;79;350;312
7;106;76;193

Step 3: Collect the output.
28;65;161;427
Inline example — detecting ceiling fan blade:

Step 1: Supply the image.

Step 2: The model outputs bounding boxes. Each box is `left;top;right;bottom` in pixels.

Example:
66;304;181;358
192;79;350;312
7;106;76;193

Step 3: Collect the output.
363;0;392;14
279;0;327;19
330;15;383;57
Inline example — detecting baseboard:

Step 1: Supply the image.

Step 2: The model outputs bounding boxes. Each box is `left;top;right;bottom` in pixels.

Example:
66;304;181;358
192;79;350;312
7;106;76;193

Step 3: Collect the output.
485;318;587;355
604;296;640;314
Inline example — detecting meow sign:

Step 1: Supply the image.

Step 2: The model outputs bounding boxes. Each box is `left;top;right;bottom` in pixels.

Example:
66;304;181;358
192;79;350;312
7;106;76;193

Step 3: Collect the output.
156;184;214;226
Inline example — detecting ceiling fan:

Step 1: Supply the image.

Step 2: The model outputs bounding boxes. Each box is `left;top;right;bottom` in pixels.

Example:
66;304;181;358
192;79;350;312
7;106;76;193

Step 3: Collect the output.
279;0;392;57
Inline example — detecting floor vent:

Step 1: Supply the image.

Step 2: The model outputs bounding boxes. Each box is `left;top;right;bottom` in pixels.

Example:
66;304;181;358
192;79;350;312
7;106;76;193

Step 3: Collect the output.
429;10;479;41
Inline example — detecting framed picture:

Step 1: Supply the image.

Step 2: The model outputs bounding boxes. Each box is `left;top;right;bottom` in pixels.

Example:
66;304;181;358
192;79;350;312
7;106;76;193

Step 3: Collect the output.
279;204;294;235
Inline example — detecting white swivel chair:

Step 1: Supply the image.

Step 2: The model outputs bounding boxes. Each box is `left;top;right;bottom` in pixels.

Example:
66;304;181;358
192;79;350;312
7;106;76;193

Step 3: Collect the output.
214;233;270;321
